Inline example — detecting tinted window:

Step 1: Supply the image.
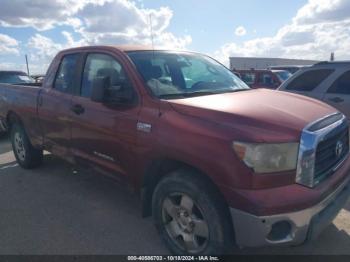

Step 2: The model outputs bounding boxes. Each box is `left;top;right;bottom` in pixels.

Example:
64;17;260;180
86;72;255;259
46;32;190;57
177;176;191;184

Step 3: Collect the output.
286;69;334;91
327;70;350;94
241;73;256;85
258;73;274;86
81;53;128;98
54;54;79;93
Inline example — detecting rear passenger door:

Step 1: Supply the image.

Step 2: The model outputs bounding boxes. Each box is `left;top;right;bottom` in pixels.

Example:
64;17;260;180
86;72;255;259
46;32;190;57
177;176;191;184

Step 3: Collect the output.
38;53;80;158
323;70;350;119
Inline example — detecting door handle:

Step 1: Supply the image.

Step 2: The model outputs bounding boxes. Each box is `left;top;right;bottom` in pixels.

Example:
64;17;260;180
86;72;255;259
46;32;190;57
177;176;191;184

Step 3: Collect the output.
71;104;85;115
37;95;43;107
328;97;344;103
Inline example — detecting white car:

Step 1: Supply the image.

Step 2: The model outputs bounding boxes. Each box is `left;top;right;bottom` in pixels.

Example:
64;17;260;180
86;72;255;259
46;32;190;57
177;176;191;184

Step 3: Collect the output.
278;61;350;119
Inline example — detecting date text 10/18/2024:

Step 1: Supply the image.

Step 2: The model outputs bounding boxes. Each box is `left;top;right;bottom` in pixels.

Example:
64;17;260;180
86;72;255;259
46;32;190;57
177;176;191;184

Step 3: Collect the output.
127;256;220;261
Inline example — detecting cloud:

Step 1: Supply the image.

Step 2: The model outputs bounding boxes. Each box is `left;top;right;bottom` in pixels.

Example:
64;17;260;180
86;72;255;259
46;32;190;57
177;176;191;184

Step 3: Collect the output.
215;0;350;65
27;32;86;62
0;33;19;55
294;0;350;24
75;0;191;49
0;0;191;49
235;26;247;36
1;0;191;74
0;0;89;31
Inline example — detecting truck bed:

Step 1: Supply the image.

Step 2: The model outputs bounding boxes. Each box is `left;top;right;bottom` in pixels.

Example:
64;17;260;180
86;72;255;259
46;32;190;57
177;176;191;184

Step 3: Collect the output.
0;83;42;142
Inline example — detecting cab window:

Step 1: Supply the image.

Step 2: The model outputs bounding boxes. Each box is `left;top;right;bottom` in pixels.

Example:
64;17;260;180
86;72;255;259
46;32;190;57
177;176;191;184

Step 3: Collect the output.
258;73;275;86
241;72;256;85
286;69;334;91
327;70;350;95
81;53;130;99
54;54;79;93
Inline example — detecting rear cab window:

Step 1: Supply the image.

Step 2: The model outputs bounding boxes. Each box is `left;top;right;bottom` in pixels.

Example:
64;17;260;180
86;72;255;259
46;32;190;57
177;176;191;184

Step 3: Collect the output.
258;72;275;86
286;69;334;91
241;72;256;85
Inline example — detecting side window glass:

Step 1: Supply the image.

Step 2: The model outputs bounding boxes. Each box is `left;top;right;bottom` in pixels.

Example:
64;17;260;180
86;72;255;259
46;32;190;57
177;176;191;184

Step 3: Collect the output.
54;54;79;93
81;53;128;99
286;69;334;91
241;73;255;85
327;70;350;95
258;73;274;86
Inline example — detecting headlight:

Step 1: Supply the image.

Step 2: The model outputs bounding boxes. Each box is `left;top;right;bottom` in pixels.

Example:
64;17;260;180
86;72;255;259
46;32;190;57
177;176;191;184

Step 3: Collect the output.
233;142;299;173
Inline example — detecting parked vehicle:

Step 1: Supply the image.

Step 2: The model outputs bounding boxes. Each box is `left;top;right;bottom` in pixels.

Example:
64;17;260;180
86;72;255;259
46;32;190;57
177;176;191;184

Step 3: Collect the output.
0;71;35;84
31;74;45;84
235;69;291;89
268;65;309;74
278;61;350;119
0;46;349;255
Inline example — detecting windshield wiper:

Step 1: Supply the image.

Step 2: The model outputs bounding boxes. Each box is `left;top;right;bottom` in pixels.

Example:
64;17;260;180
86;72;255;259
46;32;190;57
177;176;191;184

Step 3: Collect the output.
158;91;218;99
158;89;250;99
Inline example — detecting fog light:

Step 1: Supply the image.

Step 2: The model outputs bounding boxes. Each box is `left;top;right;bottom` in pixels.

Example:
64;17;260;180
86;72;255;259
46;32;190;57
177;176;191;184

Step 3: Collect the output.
267;221;292;241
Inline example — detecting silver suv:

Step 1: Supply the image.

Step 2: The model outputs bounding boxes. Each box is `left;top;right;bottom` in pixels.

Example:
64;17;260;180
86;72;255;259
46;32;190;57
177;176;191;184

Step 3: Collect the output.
278;61;350;118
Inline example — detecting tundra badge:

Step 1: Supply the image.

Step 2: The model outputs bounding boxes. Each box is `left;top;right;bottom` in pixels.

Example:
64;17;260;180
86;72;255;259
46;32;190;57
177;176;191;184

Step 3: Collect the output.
137;122;152;133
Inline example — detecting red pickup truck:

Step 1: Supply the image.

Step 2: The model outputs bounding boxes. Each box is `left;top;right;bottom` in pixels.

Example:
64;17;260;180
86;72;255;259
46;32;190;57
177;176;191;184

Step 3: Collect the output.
235;69;292;89
0;46;349;255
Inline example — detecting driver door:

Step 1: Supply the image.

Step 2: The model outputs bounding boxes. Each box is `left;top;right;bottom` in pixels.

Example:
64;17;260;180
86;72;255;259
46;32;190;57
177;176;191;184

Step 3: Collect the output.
70;52;140;180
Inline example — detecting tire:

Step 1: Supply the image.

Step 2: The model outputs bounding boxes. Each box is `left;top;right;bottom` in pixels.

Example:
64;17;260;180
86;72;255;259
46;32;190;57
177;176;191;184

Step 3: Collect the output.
10;123;43;169
152;169;234;255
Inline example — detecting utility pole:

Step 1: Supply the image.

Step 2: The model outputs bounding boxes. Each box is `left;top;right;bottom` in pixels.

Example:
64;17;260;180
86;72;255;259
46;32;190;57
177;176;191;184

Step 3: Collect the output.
25;54;30;76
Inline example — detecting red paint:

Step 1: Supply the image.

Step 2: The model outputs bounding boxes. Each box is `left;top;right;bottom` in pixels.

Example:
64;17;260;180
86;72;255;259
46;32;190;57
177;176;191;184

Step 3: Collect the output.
235;69;283;89
0;46;348;216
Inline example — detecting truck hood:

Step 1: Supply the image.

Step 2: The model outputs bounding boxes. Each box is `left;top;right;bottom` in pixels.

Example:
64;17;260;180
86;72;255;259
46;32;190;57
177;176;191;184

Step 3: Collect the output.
167;89;338;142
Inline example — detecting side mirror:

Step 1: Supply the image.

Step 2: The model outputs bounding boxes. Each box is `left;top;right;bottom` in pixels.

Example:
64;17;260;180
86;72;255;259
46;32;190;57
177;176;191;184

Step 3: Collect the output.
91;77;108;103
91;76;135;105
105;82;135;104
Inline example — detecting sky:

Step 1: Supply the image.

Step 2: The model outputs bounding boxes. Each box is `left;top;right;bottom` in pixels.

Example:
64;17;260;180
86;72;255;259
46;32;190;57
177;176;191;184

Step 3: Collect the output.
0;0;350;74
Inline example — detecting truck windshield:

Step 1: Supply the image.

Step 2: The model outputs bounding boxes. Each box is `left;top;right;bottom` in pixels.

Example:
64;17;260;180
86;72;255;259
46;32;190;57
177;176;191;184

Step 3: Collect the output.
127;51;249;99
0;72;35;84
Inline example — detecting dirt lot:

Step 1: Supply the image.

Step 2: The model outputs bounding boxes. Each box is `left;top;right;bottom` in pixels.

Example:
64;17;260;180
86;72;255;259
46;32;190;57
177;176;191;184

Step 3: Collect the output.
0;135;349;254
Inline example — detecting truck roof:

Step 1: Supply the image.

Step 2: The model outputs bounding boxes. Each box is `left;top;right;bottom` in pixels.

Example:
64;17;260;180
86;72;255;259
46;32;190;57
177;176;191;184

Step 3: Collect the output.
59;45;165;54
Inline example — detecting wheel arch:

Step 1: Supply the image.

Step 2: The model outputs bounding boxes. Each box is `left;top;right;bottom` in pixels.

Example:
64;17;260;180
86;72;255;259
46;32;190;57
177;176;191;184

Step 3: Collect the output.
141;157;231;221
6;111;23;130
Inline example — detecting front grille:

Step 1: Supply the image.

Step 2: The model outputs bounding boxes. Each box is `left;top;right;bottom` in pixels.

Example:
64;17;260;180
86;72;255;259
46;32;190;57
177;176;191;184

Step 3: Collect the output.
314;121;349;182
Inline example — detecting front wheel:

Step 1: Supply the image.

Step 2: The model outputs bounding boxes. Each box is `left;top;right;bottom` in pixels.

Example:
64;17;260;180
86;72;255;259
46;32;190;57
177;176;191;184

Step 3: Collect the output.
11;123;43;169
152;170;234;255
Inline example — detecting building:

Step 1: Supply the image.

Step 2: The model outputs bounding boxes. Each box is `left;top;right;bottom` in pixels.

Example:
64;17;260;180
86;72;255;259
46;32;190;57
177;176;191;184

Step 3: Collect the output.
229;57;320;70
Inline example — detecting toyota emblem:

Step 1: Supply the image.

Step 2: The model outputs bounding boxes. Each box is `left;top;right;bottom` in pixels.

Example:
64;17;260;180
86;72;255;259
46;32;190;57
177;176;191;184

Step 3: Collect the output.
335;140;344;158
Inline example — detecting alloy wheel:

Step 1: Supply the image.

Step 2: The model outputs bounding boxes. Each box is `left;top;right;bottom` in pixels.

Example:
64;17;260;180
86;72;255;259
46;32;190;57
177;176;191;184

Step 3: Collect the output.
162;193;209;253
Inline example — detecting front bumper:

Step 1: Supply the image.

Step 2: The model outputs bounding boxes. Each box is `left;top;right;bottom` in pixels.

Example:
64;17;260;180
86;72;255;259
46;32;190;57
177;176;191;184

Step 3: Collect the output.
230;175;350;248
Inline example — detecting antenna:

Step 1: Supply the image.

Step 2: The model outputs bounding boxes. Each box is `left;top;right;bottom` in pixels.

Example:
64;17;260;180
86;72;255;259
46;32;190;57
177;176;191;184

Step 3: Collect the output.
149;14;155;50
25;54;30;76
149;14;154;52
148;13;159;99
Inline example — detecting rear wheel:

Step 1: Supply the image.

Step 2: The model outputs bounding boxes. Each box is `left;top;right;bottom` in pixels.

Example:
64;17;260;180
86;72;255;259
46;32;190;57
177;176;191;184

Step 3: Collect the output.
11;123;43;169
152;170;234;255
